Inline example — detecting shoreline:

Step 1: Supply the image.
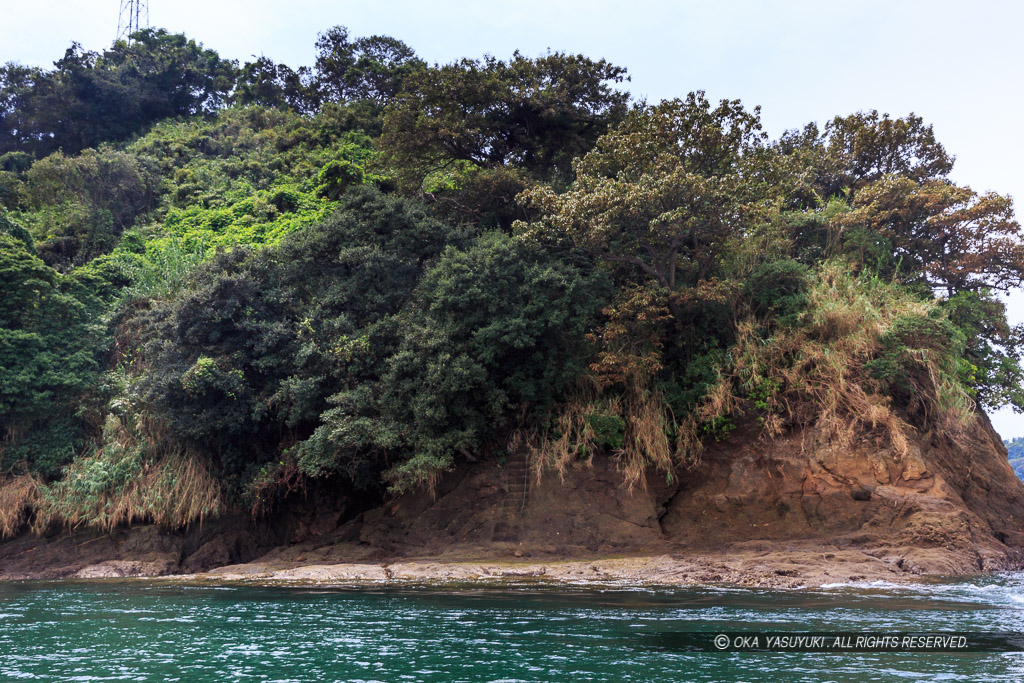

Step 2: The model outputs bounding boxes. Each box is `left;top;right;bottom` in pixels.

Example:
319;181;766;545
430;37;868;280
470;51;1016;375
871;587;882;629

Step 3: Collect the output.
60;545;1014;589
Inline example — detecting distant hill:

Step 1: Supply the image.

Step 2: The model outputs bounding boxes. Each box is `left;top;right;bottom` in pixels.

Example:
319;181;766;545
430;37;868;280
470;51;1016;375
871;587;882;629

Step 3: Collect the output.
1006;437;1024;480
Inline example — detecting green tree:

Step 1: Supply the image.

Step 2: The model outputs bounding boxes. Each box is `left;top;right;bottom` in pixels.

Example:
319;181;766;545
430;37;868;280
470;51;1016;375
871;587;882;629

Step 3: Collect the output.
298;232;608;491
314;27;423;105
233;56;317;113
22;147;158;267
943;290;1024;411
0;233;102;477
775;111;954;207
517;93;769;318
129;188;462;494
0;63;43;153
1;30;237;156
382;51;628;187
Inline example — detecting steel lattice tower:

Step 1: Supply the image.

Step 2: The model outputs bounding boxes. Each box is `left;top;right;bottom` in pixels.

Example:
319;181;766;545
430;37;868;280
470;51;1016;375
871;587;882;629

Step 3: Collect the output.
116;0;149;42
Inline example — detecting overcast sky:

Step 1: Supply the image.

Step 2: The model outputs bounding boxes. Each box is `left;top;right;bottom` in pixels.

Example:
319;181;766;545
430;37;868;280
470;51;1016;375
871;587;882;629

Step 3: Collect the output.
4;0;1022;438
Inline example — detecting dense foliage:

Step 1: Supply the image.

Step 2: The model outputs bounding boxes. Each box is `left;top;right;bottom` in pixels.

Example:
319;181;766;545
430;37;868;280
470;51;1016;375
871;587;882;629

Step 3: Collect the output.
1;26;1022;535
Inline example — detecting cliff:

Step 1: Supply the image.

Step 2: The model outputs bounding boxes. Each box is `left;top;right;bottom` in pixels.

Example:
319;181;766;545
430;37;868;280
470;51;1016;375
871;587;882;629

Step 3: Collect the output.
3;412;1023;586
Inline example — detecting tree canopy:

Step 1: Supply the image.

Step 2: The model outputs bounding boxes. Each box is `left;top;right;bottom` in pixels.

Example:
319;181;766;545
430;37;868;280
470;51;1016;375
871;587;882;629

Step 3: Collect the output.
517;93;769;300
1;30;236;157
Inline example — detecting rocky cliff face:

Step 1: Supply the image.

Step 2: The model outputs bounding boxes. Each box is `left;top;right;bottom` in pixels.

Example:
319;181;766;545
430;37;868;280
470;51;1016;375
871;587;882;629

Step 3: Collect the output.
315;413;1024;576
3;413;1023;581
659;413;1024;574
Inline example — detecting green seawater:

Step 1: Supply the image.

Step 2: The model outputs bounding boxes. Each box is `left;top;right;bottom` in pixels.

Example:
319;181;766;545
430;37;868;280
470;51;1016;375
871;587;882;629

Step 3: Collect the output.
3;575;1024;681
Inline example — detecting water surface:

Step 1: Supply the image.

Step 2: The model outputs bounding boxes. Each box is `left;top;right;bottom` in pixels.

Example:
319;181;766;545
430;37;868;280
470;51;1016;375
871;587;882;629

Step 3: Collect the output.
3;575;1024;681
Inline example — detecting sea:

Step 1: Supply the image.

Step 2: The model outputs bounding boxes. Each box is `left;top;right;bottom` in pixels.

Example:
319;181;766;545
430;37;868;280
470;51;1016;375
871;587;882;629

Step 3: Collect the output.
3;574;1024;681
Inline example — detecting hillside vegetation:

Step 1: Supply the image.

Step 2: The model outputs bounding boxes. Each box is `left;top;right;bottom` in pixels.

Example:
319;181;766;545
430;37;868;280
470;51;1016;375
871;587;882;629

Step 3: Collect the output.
1;27;1023;536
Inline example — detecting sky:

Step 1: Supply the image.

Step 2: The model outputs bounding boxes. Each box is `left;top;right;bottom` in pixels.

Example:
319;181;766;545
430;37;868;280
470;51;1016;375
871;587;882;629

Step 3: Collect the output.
3;0;1023;439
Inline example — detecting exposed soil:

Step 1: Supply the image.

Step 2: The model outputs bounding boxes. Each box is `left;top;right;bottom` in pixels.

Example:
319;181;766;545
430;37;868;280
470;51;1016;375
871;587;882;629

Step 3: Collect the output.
4;413;1024;588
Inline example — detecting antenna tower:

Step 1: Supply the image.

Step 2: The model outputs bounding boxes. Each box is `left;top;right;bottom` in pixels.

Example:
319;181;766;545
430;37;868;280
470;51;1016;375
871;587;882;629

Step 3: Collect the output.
116;0;149;43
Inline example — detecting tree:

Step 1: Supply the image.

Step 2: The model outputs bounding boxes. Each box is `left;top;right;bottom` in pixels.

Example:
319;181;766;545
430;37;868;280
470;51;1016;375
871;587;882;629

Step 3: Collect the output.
0;63;44;154
130;187;462;491
0;30;237;156
775;111;954;207
0;232;102;477
23;147;158;267
516;93;769;319
314;27;423;105
381;51;629;188
823;111;953;189
850;175;1024;294
943;290;1024;412
233;56;317;113
298;232;607;491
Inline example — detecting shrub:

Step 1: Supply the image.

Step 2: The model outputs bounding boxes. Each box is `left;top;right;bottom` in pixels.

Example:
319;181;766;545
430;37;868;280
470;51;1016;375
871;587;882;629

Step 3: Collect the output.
317;160;365;200
684;261;975;456
745;259;810;323
298;232;609;493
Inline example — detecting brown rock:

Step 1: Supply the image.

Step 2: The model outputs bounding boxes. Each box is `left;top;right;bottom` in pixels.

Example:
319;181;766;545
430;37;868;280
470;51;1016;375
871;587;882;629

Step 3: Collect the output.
4;412;1024;587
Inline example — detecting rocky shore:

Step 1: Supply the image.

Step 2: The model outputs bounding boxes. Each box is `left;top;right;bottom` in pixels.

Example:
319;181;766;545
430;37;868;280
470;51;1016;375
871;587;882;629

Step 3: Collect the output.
176;544;995;589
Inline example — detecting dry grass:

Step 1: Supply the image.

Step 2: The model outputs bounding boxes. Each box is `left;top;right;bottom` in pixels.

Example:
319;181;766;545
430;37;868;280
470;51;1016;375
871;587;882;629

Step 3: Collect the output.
0;473;43;538
38;453;224;533
525;383;685;490
526;261;976;488
706;262;974;453
34;413;223;534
